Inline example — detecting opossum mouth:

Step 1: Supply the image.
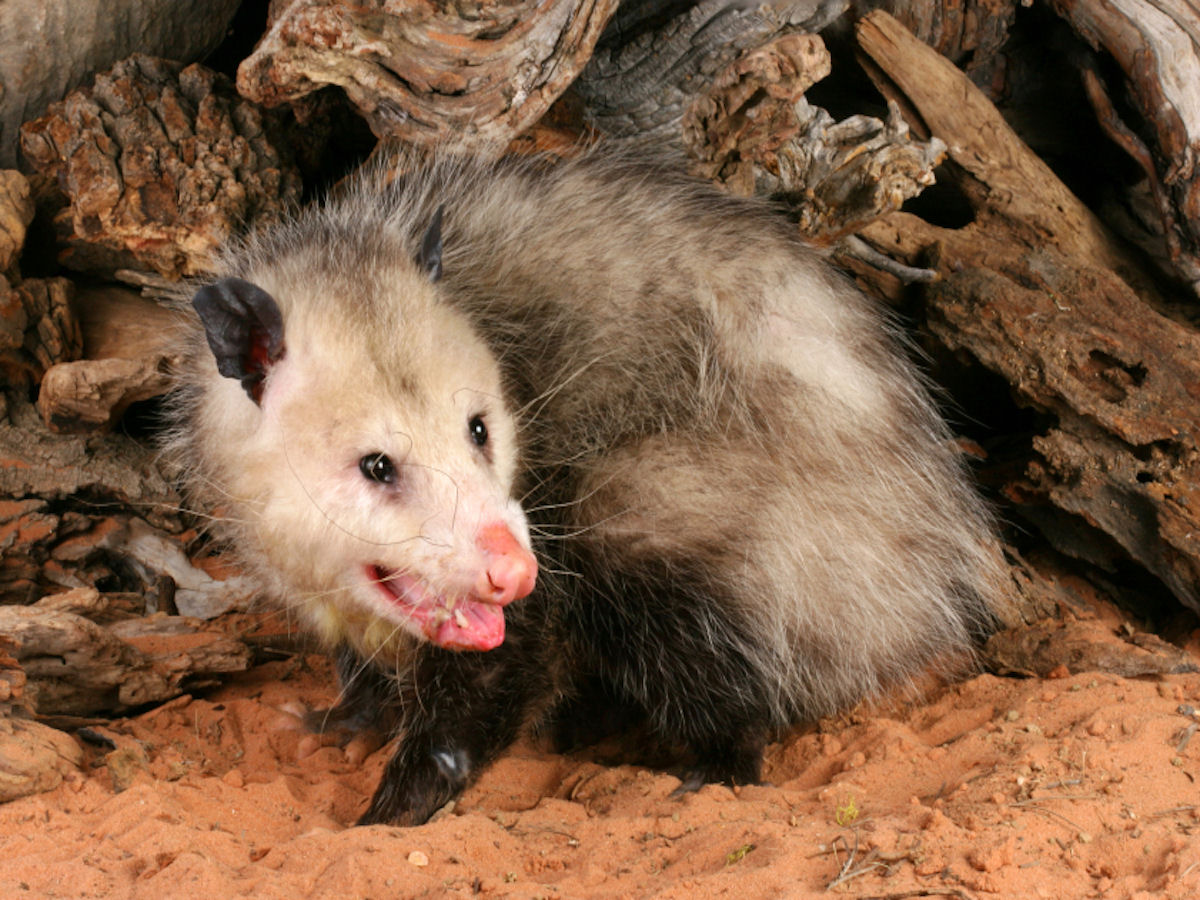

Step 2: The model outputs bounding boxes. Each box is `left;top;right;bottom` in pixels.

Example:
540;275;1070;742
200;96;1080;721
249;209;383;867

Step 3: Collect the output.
367;565;505;652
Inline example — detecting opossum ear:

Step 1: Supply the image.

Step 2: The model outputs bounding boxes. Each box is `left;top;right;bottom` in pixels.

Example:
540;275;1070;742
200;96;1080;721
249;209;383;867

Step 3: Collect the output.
192;277;286;406
418;204;444;282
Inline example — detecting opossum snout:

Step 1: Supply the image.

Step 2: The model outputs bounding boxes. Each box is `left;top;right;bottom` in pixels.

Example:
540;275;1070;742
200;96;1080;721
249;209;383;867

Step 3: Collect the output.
474;523;537;606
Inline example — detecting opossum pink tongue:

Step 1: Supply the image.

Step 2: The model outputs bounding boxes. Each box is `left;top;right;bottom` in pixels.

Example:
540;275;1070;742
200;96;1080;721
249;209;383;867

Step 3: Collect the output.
370;526;537;652
370;567;507;650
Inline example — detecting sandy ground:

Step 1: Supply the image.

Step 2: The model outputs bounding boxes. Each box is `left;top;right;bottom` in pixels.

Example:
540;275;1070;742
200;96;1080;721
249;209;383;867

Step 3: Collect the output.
3;631;1200;900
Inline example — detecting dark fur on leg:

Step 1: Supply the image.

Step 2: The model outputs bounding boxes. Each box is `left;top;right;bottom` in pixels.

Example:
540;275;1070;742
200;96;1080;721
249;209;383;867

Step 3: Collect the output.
562;550;775;793
545;675;647;755
670;729;766;796
304;645;403;736
357;623;549;826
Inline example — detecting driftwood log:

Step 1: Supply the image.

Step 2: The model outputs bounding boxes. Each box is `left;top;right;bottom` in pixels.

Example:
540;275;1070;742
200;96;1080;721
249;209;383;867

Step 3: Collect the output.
1049;0;1200;293
0;172;81;389
0;587;251;717
237;0;620;153
0;630;83;803
37;287;181;432
0;390;259;610
573;0;845;147
0;0;242;168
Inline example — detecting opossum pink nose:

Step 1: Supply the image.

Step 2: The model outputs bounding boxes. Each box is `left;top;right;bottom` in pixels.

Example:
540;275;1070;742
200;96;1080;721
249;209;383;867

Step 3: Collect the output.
476;524;538;605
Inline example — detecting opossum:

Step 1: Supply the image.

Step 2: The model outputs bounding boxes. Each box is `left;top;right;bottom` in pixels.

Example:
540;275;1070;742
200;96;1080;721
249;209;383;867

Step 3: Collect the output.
164;150;1007;826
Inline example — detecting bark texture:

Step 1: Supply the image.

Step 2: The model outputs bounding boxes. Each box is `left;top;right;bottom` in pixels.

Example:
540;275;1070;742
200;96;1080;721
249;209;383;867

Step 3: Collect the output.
0;589;251;717
0;0;241;167
237;0;620;154
20;56;302;279
1049;0;1200;293
37;287;181;433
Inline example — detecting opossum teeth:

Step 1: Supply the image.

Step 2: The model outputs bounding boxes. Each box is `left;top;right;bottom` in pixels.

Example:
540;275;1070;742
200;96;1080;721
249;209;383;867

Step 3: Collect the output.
367;564;507;652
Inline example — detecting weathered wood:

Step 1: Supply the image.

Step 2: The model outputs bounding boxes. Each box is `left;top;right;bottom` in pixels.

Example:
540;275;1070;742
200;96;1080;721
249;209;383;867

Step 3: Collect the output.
576;0;843;148
851;10;1200;614
0;397;177;520
693;87;946;241
20;55;302;279
0;588;251;716
0;171;34;275
0;636;77;804
855;11;1145;286
237;0;620;154
986;614;1199;678
108;518;260;620
843;0;1019;75
1;394;239;610
1048;0;1200;294
926;265;1200;608
1;276;81;389
0;0;241;168
683;32;833;194
38;287;181;433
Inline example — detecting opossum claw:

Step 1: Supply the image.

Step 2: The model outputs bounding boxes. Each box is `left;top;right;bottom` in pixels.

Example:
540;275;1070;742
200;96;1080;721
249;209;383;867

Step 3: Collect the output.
669;736;765;799
431;747;471;781
418;203;445;282
192;277;286;404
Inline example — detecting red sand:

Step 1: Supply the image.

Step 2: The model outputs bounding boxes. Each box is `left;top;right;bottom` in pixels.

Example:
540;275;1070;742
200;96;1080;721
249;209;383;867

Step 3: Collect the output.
3;649;1200;899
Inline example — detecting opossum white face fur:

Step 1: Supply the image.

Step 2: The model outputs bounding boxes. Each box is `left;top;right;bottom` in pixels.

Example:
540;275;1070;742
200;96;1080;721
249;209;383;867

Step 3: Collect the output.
168;150;1009;828
182;215;536;655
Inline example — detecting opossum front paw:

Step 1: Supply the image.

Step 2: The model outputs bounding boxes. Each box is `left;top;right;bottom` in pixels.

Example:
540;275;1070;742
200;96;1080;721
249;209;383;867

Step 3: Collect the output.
300;701;378;737
357;743;473;827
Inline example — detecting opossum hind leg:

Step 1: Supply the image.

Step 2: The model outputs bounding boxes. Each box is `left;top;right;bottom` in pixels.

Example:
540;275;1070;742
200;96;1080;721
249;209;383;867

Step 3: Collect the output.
563;437;779;791
564;551;772;790
545;674;647;754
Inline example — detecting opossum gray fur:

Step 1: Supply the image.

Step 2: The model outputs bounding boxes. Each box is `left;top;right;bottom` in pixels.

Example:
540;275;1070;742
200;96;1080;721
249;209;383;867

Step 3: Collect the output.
163;149;1008;825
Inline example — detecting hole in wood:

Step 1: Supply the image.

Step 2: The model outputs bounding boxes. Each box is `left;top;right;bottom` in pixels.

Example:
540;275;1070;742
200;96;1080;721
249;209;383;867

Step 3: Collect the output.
900;162;975;229
1069;350;1147;403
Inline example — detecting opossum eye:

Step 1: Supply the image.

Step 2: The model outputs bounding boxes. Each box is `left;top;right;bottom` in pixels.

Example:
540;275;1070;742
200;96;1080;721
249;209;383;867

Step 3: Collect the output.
359;452;398;485
468;415;488;448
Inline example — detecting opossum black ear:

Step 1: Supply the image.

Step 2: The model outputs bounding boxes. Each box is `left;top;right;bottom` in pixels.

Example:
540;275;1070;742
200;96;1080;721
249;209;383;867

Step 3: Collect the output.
418;204;444;282
192;277;286;406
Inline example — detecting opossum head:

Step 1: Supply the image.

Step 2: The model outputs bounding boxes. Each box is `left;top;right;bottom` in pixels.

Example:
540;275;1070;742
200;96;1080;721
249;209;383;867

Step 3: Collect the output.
190;228;536;655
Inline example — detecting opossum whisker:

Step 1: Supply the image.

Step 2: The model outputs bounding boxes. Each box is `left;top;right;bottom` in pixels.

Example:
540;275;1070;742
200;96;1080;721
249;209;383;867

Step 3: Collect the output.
450;386;506;408
384;429;415;462
61;493;261;530
527;561;583;579
524;508;633;541
340;623;410;690
516;452;631;512
511;348;620;423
